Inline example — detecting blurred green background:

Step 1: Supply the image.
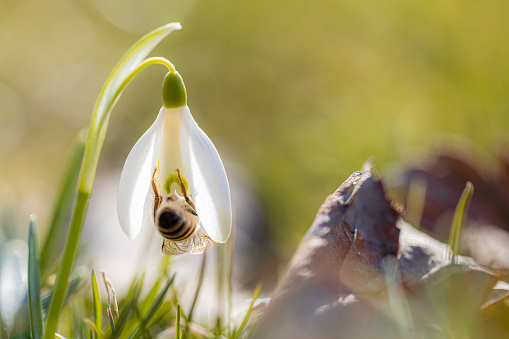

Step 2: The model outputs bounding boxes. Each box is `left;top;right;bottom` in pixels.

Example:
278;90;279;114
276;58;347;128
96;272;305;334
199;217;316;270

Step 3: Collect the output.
1;0;508;256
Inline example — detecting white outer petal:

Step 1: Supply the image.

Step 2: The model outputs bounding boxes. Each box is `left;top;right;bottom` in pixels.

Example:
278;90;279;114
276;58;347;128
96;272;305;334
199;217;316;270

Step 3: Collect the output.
178;106;232;243
117;108;164;239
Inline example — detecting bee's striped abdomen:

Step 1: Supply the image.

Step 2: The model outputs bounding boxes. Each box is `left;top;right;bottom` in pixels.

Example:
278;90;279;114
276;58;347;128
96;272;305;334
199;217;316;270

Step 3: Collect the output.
157;208;196;241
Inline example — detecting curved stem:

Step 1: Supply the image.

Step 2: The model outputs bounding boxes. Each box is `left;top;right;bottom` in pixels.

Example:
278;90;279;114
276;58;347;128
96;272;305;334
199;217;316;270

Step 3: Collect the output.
115;58;175;103
44;56;175;339
82;57;175;194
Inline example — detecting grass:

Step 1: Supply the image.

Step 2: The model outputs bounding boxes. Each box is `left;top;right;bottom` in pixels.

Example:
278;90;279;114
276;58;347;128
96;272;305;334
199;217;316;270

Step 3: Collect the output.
28;214;43;339
448;181;474;261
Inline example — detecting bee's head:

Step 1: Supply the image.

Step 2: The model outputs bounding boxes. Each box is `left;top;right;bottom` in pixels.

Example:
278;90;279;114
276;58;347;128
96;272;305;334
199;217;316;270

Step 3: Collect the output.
167;194;179;202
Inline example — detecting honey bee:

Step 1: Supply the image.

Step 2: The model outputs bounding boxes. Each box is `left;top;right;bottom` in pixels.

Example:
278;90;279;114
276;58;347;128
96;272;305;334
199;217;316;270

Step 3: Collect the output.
152;169;212;255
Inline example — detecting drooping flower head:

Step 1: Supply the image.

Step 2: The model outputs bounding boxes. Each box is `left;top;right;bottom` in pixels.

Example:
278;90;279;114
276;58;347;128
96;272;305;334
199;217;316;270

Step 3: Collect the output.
117;69;232;254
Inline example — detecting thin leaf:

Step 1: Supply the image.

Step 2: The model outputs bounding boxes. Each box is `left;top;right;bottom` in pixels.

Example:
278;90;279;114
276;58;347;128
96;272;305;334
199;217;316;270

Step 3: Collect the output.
448;181;474;260
227;227;235;333
41;267;86;319
147;301;174;330
109;301;133;339
171;288;189;323
40;129;87;279
127;274;176;339
138;255;171;316
141;278;161;316
81;22;181;193
111;276;145;337
44;22;182;339
28;214;43;339
91;270;103;335
175;304;181;339
109;281;142;338
182;253;207;339
71;298;89;339
234;284;262;338
83;318;103;338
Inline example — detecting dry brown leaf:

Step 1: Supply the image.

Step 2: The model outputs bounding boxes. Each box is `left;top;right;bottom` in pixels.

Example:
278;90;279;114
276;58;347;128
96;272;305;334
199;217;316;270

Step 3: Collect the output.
252;163;508;339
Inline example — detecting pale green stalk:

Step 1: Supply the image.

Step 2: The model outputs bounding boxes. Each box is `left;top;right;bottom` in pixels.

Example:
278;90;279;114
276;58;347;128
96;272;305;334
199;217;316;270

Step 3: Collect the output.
43;22;181;338
91;270;102;335
227;232;234;332
405;176;427;230
448;181;474;262
28;214;43;339
175;304;181;339
234;284;262;338
182;253;207;339
217;243;227;326
382;256;415;339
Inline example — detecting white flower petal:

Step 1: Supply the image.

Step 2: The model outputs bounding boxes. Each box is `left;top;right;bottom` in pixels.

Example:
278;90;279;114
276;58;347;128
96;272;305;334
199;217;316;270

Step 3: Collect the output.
117;108;164;239
179;106;232;243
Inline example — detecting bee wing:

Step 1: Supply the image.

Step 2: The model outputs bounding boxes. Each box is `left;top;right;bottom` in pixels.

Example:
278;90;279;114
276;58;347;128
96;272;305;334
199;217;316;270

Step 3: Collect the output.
162;238;186;255
162;230;213;255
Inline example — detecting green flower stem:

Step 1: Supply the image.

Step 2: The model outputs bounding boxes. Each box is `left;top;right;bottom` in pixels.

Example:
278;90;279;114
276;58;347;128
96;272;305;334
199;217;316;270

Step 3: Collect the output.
44;191;88;339
43;21;181;337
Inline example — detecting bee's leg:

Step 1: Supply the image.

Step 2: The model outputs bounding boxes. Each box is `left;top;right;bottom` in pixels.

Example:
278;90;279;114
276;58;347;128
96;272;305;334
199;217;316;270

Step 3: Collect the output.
176;169;196;211
152;168;161;219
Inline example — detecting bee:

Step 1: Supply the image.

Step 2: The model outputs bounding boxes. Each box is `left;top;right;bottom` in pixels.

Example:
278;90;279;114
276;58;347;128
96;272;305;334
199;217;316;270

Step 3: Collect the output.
152;168;212;255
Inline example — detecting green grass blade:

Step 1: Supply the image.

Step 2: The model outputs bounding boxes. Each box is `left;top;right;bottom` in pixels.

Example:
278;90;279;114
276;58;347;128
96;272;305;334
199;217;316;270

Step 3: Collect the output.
171;288;189;323
40;129;86;279
175;304;181;339
113;276;145;336
110;298;136;338
182;253;207;339
227;229;235;333
91;270;103;335
28;214;43;339
234;284;262;338
141;278;161;316
43;22;182;339
41;267;87;319
127;274;176;339
448;181;474;260
83;318;103;338
108;279;142;338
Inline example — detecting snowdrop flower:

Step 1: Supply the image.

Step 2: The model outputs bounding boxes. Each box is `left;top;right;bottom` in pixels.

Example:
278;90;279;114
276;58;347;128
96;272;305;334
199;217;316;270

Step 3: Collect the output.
117;70;232;254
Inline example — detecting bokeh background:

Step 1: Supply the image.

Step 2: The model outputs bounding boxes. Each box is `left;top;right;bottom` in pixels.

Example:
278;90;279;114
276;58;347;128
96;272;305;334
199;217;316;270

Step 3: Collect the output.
1;0;509;277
